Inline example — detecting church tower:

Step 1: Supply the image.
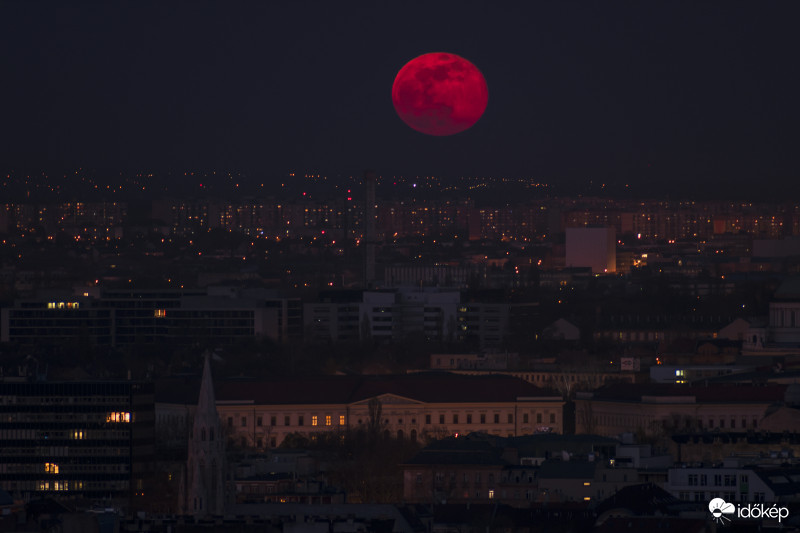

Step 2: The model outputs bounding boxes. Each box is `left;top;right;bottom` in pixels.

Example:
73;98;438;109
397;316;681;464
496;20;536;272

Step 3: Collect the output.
182;352;225;515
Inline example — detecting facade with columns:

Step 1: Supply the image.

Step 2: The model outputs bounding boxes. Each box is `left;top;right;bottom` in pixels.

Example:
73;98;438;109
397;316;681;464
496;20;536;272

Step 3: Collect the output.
158;374;564;450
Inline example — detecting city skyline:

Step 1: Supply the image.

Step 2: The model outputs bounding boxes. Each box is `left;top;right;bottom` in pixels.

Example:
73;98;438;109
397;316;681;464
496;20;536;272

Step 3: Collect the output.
1;2;798;198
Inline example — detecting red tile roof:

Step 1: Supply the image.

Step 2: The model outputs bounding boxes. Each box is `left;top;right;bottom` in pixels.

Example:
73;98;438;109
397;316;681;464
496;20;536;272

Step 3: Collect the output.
214;373;559;405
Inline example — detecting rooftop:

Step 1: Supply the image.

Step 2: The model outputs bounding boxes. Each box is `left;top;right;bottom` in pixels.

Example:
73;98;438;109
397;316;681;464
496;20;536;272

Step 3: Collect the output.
157;372;561;406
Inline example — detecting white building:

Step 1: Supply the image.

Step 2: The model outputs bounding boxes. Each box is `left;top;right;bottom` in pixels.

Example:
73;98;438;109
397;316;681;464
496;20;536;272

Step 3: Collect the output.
743;278;800;355
304;289;507;346
566;227;616;274
664;457;800;504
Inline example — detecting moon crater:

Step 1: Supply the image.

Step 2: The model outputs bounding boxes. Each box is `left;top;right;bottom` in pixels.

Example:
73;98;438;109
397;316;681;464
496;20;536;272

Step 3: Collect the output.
392;52;488;136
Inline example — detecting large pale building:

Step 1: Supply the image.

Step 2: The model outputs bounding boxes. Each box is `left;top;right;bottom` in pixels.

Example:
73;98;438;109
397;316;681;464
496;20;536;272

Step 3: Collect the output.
574;383;787;438
157;374;564;450
565;227;616;274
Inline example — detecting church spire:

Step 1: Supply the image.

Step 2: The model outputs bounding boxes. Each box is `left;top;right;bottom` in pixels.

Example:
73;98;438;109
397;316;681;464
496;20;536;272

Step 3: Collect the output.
182;350;226;516
196;350;216;419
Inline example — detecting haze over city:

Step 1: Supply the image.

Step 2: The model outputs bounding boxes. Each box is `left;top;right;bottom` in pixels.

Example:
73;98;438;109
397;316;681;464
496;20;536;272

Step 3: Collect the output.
1;1;799;198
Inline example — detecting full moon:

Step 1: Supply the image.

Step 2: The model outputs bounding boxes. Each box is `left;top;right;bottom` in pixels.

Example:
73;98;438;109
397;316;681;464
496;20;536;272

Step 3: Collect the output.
392;52;488;136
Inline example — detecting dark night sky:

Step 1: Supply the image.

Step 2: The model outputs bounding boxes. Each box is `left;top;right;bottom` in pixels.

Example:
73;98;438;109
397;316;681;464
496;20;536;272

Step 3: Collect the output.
1;1;798;196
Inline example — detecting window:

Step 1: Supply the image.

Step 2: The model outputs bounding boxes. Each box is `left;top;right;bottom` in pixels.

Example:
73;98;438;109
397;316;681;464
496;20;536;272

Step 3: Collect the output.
228;417;233;428
467;414;472;424
507;414;513;424
241;416;247;427
714;474;722;486
453;414;459;424
700;474;707;486
488;490;494;499
311;416;318;426
523;413;529;423
298;415;304;426
439;414;445;424
536;413;542;423
426;414;431;425
688;474;698;486
106;411;131;423
494;414;500;424
549;413;555;423
480;414;486;424
339;415;346;425
271;416;276;426
325;415;332;426
284;415;290;426
257;416;263;427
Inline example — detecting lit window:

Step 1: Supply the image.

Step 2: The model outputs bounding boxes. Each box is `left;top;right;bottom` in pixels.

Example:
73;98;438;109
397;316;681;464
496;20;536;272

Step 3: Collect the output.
488;490;494;499
339;415;345;425
311;416;318;426
154;309;166;318
45;463;59;474
106;411;131;423
325;415;331;426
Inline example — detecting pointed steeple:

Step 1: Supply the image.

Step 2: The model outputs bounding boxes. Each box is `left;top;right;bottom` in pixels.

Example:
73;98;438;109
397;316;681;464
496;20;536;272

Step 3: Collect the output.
196;351;216;419
182;350;226;516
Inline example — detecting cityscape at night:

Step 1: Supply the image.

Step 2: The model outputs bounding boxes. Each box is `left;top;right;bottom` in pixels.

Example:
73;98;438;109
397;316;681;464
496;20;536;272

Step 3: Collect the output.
2;1;800;532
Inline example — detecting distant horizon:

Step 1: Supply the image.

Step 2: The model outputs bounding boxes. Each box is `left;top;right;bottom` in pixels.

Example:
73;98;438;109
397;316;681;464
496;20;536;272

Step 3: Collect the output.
2;165;796;204
2;3;798;201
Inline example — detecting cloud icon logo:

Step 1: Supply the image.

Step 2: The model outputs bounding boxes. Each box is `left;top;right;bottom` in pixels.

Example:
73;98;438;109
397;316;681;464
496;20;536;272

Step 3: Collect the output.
709;498;735;524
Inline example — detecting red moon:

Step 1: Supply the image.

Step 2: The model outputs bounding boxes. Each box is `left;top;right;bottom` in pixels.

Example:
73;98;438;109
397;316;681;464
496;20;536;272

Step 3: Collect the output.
392;52;488;136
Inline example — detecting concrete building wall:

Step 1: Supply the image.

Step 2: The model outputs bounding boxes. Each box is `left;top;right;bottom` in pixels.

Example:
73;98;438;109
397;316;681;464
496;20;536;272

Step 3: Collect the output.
566;227;616;274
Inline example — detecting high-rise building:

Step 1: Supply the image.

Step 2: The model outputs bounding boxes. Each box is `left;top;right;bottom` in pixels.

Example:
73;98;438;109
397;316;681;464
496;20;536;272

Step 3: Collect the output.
0;380;154;508
565;227;616;274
